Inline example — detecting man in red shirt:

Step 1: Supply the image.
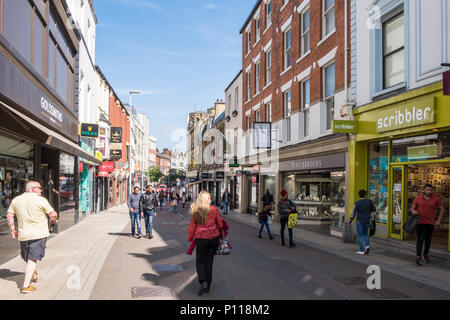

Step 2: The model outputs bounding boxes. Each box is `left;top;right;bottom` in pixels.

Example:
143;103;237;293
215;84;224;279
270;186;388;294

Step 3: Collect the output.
411;184;444;265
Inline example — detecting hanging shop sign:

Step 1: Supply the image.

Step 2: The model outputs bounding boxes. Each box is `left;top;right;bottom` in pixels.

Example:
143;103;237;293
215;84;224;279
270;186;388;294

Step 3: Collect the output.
216;171;225;179
201;173;212;179
110;127;123;160
100;161;115;173
253;122;272;149
110;149;122;160
80;123;99;137
95;151;103;162
332;120;358;133
375;97;436;133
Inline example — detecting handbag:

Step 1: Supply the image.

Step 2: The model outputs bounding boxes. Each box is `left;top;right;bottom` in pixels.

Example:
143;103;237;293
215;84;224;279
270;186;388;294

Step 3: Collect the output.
217;238;231;255
403;214;420;235
369;219;376;236
267;215;273;225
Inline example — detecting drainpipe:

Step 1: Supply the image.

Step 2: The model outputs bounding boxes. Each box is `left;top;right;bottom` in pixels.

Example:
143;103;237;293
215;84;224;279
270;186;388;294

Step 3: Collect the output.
344;0;349;114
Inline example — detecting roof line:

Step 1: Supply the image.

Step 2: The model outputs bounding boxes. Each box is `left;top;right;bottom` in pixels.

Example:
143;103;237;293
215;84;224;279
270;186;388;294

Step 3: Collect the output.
225;70;243;91
239;0;262;34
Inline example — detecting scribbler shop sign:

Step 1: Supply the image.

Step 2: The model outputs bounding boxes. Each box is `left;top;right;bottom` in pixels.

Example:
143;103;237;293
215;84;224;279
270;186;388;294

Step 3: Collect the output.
376;97;436;133
332;120;358;133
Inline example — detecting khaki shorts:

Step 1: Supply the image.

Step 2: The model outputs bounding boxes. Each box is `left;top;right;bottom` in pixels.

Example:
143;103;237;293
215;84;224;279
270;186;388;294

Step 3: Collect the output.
20;238;47;262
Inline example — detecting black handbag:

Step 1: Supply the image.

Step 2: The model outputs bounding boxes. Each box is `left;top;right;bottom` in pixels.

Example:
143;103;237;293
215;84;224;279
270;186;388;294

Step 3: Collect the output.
403;214;420;235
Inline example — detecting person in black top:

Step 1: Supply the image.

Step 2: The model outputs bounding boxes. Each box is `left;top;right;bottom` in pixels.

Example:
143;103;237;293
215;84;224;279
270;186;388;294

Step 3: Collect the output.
349;189;376;255
258;204;274;239
261;190;274;209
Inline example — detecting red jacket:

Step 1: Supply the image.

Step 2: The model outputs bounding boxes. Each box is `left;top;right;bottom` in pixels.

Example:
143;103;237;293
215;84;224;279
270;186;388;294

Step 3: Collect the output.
188;206;223;241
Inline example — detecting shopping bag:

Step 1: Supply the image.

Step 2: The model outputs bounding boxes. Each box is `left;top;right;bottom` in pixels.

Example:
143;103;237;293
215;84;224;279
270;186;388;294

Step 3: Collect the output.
288;213;298;228
267;216;273;225
216;238;231;255
369;219;376;236
403;214;420;235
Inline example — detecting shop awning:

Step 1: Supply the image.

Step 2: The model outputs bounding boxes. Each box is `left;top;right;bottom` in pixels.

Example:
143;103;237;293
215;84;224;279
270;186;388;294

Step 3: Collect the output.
185;180;203;187
0;101;101;165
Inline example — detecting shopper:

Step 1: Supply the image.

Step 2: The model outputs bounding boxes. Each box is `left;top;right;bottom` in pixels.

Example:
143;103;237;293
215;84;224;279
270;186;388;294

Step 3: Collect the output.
278;189;295;248
261;189;274;208
349;189;376;255
411;184;444;265
169;192;179;213
6;181;58;294
140;185;158;239
221;188;230;215
158;189;165;209
127;186;143;239
181;191;187;208
258;203;274;239
187;191;224;296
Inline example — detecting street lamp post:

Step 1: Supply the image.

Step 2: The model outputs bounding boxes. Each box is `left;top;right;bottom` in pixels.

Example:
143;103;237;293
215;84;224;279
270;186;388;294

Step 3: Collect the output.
129;90;140;193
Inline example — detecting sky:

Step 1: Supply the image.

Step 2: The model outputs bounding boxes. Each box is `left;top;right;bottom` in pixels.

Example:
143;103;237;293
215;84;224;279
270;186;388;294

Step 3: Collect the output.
94;0;255;151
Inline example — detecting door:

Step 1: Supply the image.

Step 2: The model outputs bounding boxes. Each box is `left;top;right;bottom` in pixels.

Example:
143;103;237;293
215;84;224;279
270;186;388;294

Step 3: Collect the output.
390;166;406;239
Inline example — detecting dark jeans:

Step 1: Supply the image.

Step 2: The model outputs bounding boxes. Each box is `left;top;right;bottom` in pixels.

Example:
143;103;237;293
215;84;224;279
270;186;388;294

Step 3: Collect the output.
195;237;220;286
259;221;272;237
129;210;142;236
416;224;435;258
356;221;370;252
280;217;293;245
143;210;155;236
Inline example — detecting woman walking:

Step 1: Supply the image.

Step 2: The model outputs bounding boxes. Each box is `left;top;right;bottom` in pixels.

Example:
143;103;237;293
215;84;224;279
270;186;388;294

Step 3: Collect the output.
187;191;224;296
181;191;187;208
278;189;296;248
169;192;179;213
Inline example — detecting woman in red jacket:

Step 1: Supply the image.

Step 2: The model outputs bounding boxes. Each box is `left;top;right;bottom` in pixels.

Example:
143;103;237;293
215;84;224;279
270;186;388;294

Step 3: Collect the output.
188;191;224;296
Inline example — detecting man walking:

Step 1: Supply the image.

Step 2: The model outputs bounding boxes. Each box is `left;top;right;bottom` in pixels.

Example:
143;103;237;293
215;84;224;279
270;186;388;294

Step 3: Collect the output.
158;189;165;209
140;185;158;239
411;184;444;265
6;181;57;293
127;186;143;239
221;188;230;215
349;190;376;255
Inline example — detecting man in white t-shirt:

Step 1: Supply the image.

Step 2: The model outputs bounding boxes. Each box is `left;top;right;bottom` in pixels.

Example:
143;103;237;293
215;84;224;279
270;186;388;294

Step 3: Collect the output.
6;181;57;294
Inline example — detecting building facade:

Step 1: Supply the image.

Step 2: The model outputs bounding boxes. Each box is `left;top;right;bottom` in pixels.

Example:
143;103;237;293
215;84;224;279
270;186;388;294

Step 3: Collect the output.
348;0;450;251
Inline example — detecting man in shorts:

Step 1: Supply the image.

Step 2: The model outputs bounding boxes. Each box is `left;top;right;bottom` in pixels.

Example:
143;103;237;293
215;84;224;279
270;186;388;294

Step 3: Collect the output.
6;181;57;293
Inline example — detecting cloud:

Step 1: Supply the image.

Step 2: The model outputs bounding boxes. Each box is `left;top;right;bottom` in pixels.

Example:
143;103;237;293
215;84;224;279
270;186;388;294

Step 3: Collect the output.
110;0;163;11
144;47;186;57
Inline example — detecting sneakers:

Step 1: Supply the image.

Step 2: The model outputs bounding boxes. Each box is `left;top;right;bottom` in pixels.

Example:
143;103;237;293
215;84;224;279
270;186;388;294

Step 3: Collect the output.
136;234;141;239
356;251;365;255
424;255;431;264
364;246;371;255
147;235;153;239
21;285;36;294
416;256;423;266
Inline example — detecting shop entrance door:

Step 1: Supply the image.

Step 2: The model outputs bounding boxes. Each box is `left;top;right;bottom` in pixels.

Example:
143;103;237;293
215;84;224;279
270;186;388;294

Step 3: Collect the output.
390;166;406;239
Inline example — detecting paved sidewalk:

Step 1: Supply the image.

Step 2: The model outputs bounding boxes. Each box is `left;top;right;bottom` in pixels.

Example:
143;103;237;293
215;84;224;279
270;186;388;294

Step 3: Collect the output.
0;205;130;300
225;210;450;293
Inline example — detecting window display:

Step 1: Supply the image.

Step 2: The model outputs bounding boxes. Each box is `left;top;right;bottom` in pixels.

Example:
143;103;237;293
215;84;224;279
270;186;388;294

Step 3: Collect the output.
58;153;76;232
392;131;450;163
283;171;345;221
368;141;389;224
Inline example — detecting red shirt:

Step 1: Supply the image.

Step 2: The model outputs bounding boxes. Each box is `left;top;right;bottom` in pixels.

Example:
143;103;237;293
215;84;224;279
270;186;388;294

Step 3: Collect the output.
412;193;443;225
188;206;223;241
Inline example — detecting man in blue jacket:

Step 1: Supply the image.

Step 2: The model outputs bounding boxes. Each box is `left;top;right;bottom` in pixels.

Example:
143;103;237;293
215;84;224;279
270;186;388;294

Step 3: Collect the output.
349;189;376;255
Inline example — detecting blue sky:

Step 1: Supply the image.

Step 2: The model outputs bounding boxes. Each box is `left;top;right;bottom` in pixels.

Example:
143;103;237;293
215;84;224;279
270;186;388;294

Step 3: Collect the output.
94;0;255;151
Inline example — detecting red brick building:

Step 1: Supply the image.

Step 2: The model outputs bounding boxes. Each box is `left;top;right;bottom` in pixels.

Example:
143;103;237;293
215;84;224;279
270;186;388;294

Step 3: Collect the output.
238;0;352;233
108;92;130;207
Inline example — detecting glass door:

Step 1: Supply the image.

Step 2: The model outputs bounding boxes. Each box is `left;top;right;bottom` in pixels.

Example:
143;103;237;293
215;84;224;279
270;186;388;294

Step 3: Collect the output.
390;166;406;239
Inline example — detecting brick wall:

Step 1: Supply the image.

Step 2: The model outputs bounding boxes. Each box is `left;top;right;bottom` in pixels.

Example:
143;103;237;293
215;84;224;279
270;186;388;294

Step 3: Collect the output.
108;94;130;164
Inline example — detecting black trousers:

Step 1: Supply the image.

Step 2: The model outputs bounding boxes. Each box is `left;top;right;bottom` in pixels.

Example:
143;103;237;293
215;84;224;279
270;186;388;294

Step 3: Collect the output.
280;218;293;245
196;237;220;286
416;224;434;257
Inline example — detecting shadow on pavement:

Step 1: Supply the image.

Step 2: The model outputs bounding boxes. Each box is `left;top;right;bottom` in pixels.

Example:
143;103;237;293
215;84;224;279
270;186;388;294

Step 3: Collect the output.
0;269;23;289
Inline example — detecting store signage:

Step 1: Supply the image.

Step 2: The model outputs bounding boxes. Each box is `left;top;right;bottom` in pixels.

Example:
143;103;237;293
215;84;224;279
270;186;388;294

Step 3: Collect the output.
41;97;63;123
201;173;212;179
376;97;436;132
253;122;272;149
80;123;99;137
110;127;123;160
279;153;346;172
100;161;114;173
332;120;358;133
216;171;225;179
95;151;103;162
188;177;198;183
110;149;122;160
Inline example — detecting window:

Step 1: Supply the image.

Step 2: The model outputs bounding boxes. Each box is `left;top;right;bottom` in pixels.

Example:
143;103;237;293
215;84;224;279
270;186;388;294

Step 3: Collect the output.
323;0;335;37
246;115;251;131
265;102;272;122
265;49;272;85
301;8;310;55
3;0;32;65
302;79;310;137
255;110;260;122
256;17;261;43
234;87;239;110
34;12;45;77
48;36;56;90
227;94;232;116
324;63;335;130
383;13;404;89
246;71;251;101
284;28;292;70
266;1;272;27
255;62;260;94
284;90;291;141
56;48;68;103
247;30;251;53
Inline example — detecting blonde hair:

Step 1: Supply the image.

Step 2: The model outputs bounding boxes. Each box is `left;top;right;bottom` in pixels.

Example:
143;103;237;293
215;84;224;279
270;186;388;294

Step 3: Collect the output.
190;191;211;225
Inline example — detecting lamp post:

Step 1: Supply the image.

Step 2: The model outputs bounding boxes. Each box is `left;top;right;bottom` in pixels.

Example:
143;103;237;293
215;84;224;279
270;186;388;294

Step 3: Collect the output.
129;90;140;193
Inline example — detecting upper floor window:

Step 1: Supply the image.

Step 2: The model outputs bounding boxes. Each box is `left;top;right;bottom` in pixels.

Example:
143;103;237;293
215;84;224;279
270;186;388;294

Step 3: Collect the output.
323;0;335;37
283;89;292;141
256;17;261;43
234;87;239;111
247;30;251;53
255;62;261;94
284;28;292;70
266;1;272;27
383;12;405;89
246;71;251;101
246;115;251;131
302;79;310;137
266;49;272;85
324;63;335;130
265;102;272;122
227;94;232;116
255;109;260;122
301;8;311;55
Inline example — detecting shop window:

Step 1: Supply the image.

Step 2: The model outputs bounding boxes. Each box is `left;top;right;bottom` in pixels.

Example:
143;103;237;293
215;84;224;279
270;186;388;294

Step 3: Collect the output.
392;132;450;163
368;141;389;224
58;153;76;232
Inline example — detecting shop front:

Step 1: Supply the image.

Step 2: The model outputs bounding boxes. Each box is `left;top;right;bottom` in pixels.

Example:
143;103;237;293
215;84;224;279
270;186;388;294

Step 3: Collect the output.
350;83;450;251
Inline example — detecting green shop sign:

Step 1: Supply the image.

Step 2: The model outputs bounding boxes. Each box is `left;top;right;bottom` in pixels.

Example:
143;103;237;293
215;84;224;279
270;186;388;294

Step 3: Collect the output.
80;123;99;137
376;97;436;133
332;120;358;133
